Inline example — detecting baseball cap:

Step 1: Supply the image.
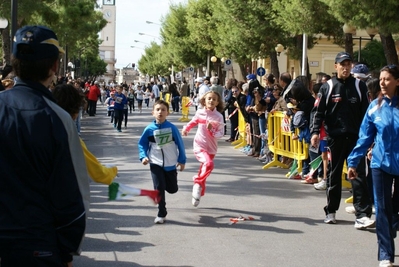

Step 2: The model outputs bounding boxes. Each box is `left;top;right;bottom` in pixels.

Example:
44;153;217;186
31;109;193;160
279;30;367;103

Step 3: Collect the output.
351;64;369;79
13;25;65;61
195;77;203;83
246;74;256;80
335;52;352;63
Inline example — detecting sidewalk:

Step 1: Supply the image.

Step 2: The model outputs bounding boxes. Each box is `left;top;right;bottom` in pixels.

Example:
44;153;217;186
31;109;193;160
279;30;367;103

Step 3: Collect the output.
74;103;384;267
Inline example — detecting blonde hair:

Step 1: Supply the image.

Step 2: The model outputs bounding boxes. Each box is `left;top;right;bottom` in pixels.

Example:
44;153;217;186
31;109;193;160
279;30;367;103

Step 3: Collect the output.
2;79;14;89
199;91;224;113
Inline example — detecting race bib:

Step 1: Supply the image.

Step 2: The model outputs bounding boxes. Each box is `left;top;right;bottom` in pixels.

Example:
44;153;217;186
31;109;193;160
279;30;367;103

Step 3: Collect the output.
153;128;173;146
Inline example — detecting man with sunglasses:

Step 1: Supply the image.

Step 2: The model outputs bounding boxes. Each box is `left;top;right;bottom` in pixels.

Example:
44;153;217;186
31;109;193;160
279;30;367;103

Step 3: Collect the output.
310;52;374;228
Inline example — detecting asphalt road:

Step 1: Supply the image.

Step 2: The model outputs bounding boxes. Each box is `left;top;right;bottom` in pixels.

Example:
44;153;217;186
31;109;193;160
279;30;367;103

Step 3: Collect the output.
74;102;388;267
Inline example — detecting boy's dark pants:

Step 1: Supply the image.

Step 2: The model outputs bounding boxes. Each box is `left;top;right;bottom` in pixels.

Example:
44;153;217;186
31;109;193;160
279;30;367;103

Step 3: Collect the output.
150;164;178;218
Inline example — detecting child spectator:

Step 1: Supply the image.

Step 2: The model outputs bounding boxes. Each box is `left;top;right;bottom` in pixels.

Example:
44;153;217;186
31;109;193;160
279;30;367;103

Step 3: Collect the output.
182;91;225;207
52;84;118;185
138;100;186;224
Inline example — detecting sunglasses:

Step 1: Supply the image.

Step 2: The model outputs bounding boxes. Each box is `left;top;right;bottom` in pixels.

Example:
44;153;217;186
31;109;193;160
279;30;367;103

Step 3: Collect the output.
381;64;397;72
232;90;238;93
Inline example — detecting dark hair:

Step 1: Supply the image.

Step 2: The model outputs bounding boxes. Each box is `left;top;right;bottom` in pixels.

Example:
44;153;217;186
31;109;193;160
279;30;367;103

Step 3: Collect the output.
378;65;399;107
279;72;292;85
295;75;310;90
366;78;381;101
265;73;275;84
52;84;86;116
237;81;245;90
322;74;331;81
290;80;313;102
153;99;169;110
11;45;58;82
312;83;323;95
273;84;283;91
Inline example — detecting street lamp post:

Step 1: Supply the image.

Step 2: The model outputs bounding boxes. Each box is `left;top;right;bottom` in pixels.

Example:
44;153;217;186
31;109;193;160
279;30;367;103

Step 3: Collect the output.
134;40;150;45
342;24;378;63
211;56;224;84
145;21;161;26
130;45;144;50
139;32;161;40
275;44;284;56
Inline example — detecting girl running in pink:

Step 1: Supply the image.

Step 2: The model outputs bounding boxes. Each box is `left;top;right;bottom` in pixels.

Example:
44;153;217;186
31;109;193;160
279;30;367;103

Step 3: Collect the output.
182;91;225;207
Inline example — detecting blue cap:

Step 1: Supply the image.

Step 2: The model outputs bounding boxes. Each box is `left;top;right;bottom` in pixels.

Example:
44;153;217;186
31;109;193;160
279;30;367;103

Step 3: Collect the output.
351;64;369;75
13;25;65;61
246;74;256;80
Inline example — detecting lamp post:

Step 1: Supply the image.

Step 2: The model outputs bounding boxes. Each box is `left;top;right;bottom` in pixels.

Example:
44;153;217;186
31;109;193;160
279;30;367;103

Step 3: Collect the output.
275;44;285;56
130;45;144;50
134;40;150;45
145;21;161;26
342;24;378;63
138;32;161;40
211;56;224;84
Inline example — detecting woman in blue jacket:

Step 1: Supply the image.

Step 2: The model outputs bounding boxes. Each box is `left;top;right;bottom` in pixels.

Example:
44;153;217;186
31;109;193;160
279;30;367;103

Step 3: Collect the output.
347;65;399;267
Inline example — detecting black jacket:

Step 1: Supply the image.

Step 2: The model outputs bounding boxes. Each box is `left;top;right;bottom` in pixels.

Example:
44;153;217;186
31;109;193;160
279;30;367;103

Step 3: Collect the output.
310;76;369;138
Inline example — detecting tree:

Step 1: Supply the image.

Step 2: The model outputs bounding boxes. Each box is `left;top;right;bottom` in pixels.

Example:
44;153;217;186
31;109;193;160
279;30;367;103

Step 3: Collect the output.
0;0;107;68
353;40;386;71
321;0;399;64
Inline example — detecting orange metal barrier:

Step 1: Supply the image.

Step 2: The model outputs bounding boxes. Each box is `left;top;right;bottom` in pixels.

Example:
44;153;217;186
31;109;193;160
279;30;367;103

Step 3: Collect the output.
179;96;191;122
262;111;308;176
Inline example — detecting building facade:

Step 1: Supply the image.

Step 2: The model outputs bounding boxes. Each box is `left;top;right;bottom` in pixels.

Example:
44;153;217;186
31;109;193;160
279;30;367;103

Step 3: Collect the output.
99;0;117;83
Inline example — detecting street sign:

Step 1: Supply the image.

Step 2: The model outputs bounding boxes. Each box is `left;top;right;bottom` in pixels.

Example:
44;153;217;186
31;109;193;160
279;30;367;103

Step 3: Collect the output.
188;67;194;74
257;67;266;77
224;59;232;71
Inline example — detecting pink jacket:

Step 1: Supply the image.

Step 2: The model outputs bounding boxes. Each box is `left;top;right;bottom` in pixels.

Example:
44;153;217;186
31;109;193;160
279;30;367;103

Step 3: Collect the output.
183;108;224;154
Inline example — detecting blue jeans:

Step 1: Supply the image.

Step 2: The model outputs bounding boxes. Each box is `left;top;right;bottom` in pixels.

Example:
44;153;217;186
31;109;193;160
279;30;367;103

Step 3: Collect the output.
75;108;82;134
372;168;399;262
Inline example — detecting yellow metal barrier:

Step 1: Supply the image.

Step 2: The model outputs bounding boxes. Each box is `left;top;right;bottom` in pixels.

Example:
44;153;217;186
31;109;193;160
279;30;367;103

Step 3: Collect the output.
179;96;191;122
232;110;247;148
164;93;171;112
262;111;308;176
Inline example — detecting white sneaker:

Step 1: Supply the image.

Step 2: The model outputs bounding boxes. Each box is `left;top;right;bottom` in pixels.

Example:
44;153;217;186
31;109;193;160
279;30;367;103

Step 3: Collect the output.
354;217;375;229
324;213;336;224
345;206;356;214
314;179;327;190
379;260;393;267
192;183;201;207
154;217;165;224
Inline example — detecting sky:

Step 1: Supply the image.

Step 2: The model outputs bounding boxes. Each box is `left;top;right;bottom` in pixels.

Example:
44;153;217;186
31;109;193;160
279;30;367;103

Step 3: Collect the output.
107;0;186;69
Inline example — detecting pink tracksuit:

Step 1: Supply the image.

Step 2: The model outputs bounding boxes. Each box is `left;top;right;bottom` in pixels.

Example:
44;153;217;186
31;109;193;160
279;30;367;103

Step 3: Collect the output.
183;107;224;195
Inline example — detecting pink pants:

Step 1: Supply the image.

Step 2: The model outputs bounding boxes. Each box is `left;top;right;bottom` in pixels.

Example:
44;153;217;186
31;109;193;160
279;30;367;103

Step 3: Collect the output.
193;150;215;196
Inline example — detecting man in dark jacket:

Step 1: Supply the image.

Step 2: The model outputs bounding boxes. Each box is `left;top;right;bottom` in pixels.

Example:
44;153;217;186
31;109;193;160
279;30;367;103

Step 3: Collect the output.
310;52;373;228
0;25;89;266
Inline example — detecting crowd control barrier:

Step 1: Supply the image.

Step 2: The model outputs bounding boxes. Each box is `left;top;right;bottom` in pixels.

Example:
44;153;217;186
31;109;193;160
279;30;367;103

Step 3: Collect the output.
262;111;308;176
164;93;171;111
179;96;191;122
231;109;247;149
